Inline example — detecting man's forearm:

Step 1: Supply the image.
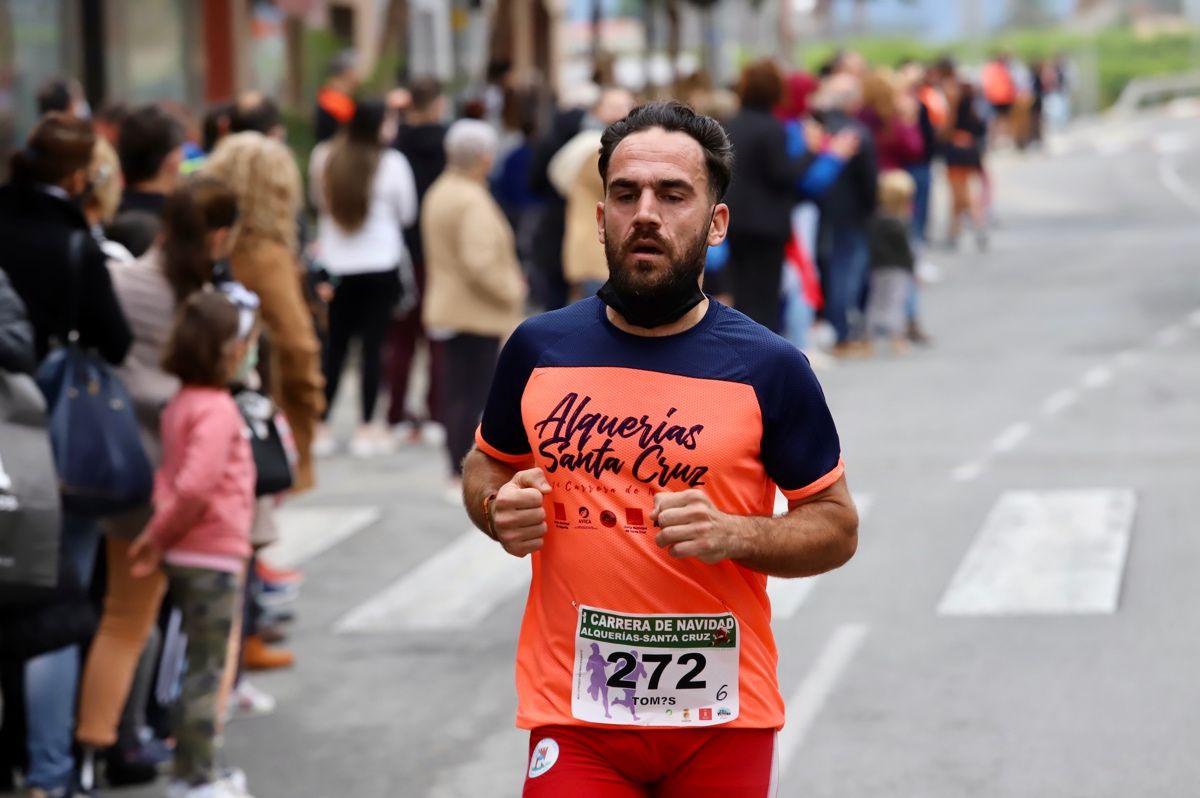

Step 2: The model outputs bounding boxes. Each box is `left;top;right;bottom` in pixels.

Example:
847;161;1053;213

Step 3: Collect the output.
730;494;858;579
461;447;518;535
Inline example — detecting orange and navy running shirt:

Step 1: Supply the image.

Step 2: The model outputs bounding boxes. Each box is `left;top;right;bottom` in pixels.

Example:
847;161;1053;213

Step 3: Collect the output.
476;297;844;731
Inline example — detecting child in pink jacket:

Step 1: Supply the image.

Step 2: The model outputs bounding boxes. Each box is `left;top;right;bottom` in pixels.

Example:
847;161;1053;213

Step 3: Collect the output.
129;289;258;798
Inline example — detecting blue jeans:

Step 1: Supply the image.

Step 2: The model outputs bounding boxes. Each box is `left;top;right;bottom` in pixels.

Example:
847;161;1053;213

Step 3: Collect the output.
24;513;100;790
781;263;813;351
906;162;933;244
825;226;870;344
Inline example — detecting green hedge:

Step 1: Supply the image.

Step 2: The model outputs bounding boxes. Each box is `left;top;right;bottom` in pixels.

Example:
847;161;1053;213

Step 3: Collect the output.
798;27;1200;108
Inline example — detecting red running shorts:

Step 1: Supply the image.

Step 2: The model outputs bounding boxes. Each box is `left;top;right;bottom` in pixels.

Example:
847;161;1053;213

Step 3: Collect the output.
522;725;778;797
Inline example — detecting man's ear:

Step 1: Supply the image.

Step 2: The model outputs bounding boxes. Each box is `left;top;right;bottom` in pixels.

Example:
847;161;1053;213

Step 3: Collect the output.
596;201;606;247
707;203;730;247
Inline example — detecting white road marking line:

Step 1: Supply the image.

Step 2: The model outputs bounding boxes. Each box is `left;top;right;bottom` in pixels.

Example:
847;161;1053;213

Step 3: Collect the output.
1040;388;1078;417
990;421;1032;454
938;489;1137;616
1152;325;1185;347
335;531;530;633
768;495;871;621
777;623;869;775
1080;365;1114;390
951;460;987;483
1157;158;1200;216
1153;131;1193;154
265;505;381;569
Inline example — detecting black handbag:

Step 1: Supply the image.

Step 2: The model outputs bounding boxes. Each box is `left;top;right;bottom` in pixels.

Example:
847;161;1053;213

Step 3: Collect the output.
233;389;294;496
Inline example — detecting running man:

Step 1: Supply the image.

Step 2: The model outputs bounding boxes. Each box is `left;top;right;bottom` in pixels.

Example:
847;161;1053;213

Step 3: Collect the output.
463;101;859;797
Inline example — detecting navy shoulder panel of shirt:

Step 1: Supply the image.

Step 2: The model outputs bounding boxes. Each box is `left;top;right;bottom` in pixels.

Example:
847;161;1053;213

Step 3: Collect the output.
480;297;842;493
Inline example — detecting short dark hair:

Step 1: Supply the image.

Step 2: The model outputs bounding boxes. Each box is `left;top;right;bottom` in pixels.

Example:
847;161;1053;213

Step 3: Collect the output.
37;78;73;115
230;94;282;135
408;76;443;113
119;104;185;185
161;291;241;388
598;101;733;202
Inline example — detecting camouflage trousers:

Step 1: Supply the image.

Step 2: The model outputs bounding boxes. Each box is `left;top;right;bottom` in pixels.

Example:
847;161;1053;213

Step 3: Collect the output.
165;564;243;786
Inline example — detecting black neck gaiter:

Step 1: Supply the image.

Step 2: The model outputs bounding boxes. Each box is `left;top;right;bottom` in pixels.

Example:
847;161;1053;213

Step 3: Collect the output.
597;279;705;330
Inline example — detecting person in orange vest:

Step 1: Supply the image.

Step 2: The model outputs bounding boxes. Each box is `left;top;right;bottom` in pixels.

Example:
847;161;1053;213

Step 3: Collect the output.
315;50;360;144
982;51;1017;147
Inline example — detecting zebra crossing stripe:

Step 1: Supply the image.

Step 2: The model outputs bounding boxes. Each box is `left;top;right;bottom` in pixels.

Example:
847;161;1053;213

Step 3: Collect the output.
769;494;872;622
777;623;869;775
938;489;1136;616
266;505;381;569
335;531;530;633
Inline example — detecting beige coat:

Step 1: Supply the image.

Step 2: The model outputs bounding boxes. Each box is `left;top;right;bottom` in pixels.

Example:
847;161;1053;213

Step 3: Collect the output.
421;169;526;338
562;149;608;287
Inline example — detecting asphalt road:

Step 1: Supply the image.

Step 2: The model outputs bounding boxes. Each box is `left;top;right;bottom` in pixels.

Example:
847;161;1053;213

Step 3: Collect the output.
46;105;1200;798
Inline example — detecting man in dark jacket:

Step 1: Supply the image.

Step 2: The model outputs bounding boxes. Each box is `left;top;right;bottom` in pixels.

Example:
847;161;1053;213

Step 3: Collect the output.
814;73;878;353
386;76;449;432
315;50;360;144
527;102;587;312
722;59;815;331
113;104;185;255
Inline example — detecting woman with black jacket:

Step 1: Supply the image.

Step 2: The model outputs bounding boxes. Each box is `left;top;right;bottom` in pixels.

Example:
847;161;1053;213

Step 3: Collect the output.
722;59;815;331
0;113;133;798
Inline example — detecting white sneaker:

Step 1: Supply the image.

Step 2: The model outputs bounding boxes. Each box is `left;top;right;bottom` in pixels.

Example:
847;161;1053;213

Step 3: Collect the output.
349;424;396;458
220;768;250;795
231;680;277;718
312;425;337;458
917;259;943;284
166;779;252;798
418;421;447;447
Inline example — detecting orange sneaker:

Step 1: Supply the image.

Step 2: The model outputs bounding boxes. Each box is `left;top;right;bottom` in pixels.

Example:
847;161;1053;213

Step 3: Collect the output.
256;559;303;585
243;634;295;671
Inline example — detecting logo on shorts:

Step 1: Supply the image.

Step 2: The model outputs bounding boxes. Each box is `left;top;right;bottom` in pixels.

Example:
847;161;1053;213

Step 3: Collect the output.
528;738;559;779
599;510;617;528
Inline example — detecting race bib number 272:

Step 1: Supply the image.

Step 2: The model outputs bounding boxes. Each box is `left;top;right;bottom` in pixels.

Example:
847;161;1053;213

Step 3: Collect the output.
571;605;739;727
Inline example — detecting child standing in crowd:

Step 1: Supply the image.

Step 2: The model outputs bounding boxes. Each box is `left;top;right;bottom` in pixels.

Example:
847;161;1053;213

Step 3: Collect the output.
865;170;918;354
128;291;258;798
